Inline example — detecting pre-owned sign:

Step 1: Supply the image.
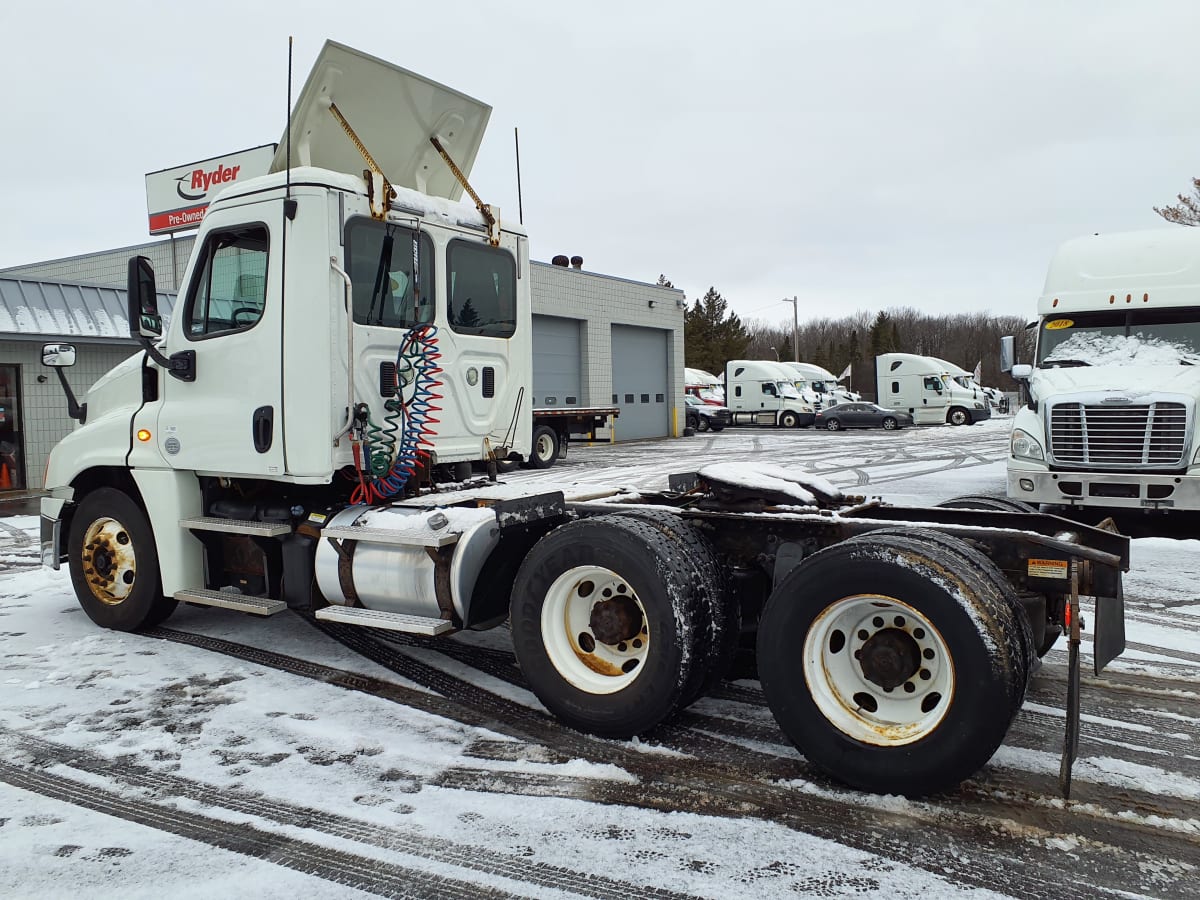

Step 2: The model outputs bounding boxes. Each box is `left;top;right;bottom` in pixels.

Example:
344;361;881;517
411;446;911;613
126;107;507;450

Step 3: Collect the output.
145;144;276;235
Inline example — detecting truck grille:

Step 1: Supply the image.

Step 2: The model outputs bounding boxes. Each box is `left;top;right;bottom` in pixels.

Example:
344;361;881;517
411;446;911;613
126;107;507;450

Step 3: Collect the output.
1048;402;1188;467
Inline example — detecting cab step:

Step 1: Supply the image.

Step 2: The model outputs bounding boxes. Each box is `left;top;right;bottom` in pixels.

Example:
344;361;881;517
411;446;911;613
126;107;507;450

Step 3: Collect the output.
175;588;287;616
320;525;459;548
314;606;454;635
179;516;292;537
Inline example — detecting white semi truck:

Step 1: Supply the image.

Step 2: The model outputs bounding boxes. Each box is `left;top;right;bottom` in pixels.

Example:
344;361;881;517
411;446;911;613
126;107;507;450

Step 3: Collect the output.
39;41;1129;797
876;353;991;426
723;360;816;427
1005;228;1200;511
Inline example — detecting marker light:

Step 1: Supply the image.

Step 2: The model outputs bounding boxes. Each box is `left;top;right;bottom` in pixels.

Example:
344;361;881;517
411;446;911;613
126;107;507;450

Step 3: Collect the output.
137;429;152;442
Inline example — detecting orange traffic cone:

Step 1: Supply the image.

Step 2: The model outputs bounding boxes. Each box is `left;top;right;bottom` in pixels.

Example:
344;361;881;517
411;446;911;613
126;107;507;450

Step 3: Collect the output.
0;462;10;490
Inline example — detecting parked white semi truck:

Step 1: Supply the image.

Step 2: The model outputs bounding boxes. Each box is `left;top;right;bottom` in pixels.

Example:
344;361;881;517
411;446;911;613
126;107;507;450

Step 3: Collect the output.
723;360;816;427
1005;228;1200;511
39;41;1129;797
876;353;991;425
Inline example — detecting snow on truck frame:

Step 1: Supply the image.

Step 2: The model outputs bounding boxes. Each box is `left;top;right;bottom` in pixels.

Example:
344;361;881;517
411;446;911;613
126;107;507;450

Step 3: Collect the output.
1005;228;1200;511
38;41;1128;798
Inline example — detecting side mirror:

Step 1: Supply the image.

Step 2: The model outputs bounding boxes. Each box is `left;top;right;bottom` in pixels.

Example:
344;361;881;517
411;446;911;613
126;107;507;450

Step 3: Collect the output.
42;343;77;367
127;256;162;338
1011;364;1033;380
999;335;1015;373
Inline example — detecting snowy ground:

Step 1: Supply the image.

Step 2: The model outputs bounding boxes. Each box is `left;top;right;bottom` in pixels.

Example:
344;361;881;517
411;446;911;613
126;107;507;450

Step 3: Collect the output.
1;418;1197;899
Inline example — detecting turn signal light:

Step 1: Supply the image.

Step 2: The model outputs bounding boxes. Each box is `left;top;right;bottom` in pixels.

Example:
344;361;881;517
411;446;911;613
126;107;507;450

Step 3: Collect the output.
136;429;152;442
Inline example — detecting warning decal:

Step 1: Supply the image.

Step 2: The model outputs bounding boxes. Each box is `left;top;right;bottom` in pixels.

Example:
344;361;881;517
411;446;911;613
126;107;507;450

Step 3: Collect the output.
1028;558;1069;579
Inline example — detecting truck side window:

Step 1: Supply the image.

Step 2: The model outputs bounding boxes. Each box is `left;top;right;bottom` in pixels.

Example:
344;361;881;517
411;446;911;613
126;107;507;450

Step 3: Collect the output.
447;240;517;338
891;381;899;394
762;383;776;396
185;225;269;338
923;377;942;392
345;218;434;328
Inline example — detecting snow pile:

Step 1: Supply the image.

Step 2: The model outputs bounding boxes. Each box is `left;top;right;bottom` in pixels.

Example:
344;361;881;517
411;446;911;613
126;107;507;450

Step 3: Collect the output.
1045;332;1200;367
698;463;844;504
355;505;495;535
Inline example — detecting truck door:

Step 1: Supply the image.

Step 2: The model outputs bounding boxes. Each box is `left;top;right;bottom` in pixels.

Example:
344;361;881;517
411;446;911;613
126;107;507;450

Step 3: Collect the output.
154;209;285;477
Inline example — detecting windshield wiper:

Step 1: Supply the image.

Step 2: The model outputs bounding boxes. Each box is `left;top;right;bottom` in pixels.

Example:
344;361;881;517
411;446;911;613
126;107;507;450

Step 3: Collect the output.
1042;358;1091;368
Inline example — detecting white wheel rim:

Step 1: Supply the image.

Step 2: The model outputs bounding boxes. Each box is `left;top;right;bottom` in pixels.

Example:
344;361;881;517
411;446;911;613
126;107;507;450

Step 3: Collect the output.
541;565;649;695
803;594;954;746
535;433;554;460
81;516;138;605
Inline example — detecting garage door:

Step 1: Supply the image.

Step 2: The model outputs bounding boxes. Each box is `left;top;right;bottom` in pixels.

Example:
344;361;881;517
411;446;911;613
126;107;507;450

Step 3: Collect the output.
532;315;582;407
610;324;668;440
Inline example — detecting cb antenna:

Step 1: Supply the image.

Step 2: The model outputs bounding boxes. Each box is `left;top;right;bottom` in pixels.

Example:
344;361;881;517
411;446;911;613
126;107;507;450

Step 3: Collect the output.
514;127;524;224
284;36;296;219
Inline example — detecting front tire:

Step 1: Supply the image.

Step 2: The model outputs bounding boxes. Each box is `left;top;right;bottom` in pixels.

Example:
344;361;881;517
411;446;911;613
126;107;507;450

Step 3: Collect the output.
825;418;841;431
881;417;898;430
68;487;176;631
510;515;713;737
696;415;710;433
948;407;970;426
780;411;800;428
757;531;1025;796
528;425;560;469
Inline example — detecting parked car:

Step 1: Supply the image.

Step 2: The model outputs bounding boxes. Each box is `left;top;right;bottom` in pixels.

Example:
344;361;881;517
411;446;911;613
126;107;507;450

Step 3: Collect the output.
815;403;913;431
685;394;732;432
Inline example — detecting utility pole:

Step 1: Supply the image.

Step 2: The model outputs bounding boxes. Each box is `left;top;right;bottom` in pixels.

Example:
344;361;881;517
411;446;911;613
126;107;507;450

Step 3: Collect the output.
782;296;799;362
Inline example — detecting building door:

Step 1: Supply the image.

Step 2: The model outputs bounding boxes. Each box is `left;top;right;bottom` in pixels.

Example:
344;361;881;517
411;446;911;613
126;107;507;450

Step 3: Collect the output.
610;325;668;440
0;364;25;491
532;315;582;407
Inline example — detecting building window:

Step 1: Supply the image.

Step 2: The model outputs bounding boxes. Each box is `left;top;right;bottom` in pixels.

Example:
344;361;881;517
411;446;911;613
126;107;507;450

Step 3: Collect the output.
185;225;269;338
346;218;434;328
447;240;517;338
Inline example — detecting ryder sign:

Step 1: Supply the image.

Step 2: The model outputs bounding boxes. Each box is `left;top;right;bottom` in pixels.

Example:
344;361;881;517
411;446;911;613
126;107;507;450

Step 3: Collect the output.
145;145;276;235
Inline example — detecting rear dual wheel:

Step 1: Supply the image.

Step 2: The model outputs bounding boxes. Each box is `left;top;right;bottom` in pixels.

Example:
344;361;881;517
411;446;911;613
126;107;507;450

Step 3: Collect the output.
757;530;1028;796
510;513;734;737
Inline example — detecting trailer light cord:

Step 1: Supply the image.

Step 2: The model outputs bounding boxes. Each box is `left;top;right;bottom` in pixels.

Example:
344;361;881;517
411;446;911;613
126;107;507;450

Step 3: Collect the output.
352;324;442;503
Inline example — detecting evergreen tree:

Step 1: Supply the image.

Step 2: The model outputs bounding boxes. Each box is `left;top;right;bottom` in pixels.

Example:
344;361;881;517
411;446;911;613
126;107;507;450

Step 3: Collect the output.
656;274;676;288
869;311;894;357
456;298;480;327
684;287;751;374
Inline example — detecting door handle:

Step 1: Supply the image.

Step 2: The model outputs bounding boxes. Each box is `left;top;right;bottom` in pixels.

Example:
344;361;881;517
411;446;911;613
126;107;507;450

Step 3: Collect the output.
252;406;274;453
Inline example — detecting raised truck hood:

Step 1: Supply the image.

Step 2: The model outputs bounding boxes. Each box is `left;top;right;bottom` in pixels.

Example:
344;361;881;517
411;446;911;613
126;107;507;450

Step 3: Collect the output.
271;40;492;201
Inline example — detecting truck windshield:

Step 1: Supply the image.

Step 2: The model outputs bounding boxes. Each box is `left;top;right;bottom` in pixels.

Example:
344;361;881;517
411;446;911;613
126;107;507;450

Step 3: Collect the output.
346;218;434;328
779;383;801;399
1038;310;1200;366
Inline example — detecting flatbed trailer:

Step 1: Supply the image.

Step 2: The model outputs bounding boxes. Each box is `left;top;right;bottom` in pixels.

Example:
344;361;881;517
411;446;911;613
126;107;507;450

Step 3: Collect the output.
528;405;619;469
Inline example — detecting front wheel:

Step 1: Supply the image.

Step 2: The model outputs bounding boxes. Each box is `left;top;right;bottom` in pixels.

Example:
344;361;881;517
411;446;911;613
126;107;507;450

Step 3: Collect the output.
947;407;970;426
528;425;560;469
779;411;800;428
696;415;710;433
881;417;898;430
825;418;841;431
757;531;1026;796
67;487;176;631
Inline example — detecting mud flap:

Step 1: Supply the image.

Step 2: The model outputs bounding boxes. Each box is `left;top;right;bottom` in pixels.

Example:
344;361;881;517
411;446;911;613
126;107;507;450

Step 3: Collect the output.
1092;581;1126;676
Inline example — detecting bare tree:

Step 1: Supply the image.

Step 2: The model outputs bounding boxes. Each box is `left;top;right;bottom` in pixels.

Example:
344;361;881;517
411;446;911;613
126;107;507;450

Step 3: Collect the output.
1154;177;1200;226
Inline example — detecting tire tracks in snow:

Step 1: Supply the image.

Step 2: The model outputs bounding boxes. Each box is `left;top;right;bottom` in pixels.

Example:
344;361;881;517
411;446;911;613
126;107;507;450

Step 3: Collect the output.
131;620;1195;899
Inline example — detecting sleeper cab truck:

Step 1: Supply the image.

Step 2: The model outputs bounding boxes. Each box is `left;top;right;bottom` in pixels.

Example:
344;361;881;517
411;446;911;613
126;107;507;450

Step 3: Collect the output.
876;353;990;426
724;360;816;427
1005;228;1200;510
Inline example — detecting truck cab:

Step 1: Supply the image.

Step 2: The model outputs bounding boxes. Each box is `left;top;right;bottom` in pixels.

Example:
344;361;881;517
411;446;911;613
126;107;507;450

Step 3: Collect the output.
724;360;815;427
876;352;990;426
1007;229;1200;510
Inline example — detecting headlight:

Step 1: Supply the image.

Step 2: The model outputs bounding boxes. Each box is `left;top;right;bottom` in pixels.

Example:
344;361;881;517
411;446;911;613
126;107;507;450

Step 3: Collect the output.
801;405;813;413
1011;428;1044;461
974;402;984;409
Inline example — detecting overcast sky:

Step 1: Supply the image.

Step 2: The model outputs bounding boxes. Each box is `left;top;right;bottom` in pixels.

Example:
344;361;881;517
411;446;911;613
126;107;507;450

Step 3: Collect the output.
2;1;1198;327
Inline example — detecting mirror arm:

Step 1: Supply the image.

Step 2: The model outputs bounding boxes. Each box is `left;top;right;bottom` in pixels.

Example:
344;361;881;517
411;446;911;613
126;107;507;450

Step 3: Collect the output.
137;335;172;369
53;367;86;423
